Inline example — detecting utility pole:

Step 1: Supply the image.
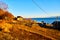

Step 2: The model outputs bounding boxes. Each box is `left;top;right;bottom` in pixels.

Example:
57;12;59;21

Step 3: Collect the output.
56;16;58;28
56;16;58;21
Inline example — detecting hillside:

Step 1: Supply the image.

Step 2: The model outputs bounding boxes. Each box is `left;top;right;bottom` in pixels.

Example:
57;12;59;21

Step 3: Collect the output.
0;9;60;40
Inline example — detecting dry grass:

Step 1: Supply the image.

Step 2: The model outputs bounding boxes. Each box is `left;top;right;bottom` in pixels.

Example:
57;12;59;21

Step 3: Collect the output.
0;9;60;40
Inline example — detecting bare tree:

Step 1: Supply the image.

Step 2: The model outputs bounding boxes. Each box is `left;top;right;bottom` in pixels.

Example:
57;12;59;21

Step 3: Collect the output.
0;1;8;10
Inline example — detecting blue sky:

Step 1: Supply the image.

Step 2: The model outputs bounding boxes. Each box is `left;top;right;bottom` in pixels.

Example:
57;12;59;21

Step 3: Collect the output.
0;0;60;18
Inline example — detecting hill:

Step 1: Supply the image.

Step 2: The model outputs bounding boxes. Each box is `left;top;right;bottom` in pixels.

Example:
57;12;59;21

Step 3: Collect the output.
0;9;60;40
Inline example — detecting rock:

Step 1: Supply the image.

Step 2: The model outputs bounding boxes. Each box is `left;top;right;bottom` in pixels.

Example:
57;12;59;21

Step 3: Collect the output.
52;21;60;30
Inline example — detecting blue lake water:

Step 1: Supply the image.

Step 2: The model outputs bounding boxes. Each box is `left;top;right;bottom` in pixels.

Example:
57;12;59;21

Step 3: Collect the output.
32;18;60;24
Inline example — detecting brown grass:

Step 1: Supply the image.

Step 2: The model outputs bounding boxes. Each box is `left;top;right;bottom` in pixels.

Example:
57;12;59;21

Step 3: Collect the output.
0;9;60;40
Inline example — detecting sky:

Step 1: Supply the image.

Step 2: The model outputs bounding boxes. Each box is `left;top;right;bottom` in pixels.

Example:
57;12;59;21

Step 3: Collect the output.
0;0;60;18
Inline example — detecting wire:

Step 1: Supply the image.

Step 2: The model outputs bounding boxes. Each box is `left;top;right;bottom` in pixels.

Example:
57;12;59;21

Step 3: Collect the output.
32;0;47;14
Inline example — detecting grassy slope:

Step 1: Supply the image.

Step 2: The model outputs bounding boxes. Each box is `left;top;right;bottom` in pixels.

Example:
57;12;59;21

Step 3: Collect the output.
13;23;60;40
7;20;60;40
0;9;60;40
0;20;60;40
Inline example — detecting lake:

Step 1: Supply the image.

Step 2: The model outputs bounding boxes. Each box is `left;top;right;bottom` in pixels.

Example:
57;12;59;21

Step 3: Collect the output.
32;18;60;24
